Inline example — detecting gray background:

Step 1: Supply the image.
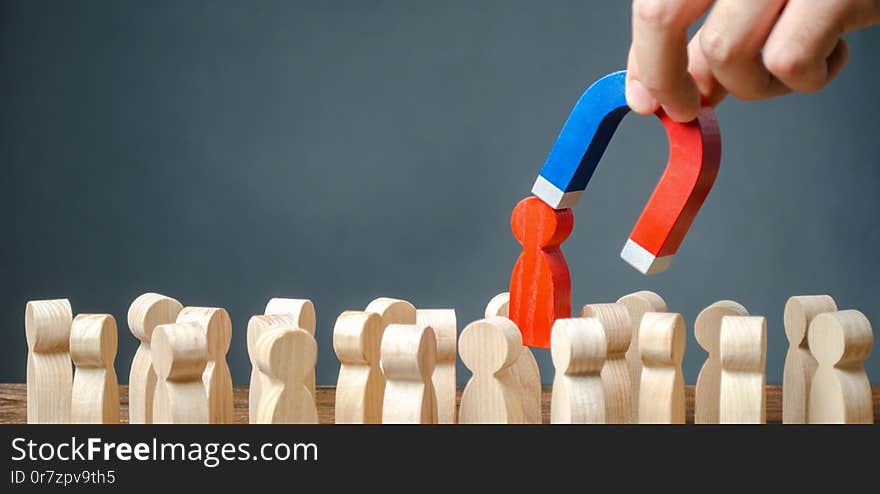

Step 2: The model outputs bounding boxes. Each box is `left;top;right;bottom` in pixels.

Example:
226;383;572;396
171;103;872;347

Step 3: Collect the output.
2;0;878;385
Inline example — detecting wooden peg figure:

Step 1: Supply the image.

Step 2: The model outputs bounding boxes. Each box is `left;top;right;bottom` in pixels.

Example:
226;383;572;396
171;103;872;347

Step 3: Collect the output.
719;316;766;424
152;322;209;424
127;293;183;424
581;303;632;423
176;307;233;424
509;196;573;349
255;326;318;424
380;323;438;424
333;311;384;424
366;297;417;416
417;309;457;424
25;299;73;424
694;300;749;424
638;312;685;424
808;310;873;424
485;292;542;424
783;295;837;424
616;290;667;422
264;298;317;398
459;317;524;424
550;317;606;424
247;314;297;423
71;314;120;424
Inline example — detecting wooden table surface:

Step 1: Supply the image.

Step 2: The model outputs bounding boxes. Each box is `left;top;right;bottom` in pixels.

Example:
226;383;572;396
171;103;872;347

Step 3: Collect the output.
2;384;878;424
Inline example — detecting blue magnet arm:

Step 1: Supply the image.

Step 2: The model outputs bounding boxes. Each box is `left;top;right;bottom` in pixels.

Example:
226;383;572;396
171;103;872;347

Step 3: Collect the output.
532;70;630;209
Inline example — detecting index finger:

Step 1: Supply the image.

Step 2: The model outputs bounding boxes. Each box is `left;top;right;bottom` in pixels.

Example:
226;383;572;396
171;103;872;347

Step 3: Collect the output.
629;0;714;121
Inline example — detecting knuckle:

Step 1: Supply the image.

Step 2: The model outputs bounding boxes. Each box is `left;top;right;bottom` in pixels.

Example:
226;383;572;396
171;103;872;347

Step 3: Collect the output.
699;28;737;66
763;48;823;92
633;0;680;28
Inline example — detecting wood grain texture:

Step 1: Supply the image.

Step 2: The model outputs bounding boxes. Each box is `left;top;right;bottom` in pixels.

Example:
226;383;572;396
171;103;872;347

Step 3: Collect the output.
247;314;298;423
617;290;667;422
581;303;632;423
0;385;877;424
333;311;384;424
380;323;437;424
783;295;837;424
126;293;183;424
177;307;234;424
808;310;873;424
720;316;767;424
694;300;749;424
509;196;573;349
459;317;524;424
484;292;542;424
416;309;457;424
550;317;605;424
638;312;685;424
255;326;318;424
264;298;317;399
25;298;73;424
70;314;119;424
152;322;209;424
365;297;417;422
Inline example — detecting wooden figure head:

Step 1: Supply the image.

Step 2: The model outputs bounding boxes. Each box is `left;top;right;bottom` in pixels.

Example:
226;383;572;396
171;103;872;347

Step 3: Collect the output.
695;300;748;354
784;295;837;348
617;291;667;322
177;307;232;361
265;298;316;335
380;324;437;382
639;312;685;368
511;196;573;250
550;317;606;376
257;327;317;383
809;310;873;369
152;322;208;383
70;314;117;369
25;299;73;353
485;292;510;318
333;311;382;366
127;293;183;344
459;317;522;377
247;315;295;361
416;309;457;364
580;303;631;357
366;298;417;327
720;316;766;373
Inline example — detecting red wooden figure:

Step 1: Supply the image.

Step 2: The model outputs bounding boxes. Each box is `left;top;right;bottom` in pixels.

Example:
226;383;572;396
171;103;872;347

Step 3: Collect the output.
509;196;573;348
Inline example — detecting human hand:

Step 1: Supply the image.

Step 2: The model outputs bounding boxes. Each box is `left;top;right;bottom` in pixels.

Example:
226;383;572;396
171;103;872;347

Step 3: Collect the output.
626;0;880;122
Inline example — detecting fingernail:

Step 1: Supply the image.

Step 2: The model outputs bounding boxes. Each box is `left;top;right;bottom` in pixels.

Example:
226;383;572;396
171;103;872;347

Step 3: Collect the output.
626;78;657;114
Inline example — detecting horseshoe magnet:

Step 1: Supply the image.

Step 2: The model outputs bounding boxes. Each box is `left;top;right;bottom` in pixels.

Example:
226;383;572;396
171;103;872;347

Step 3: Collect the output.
510;70;721;348
532;70;721;274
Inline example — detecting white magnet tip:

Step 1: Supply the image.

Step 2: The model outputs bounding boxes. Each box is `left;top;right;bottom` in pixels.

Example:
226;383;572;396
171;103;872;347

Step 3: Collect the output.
531;176;582;210
620;239;673;275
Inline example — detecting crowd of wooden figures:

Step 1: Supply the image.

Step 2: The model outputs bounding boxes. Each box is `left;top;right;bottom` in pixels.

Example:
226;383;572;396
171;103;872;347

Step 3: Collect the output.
24;291;874;425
